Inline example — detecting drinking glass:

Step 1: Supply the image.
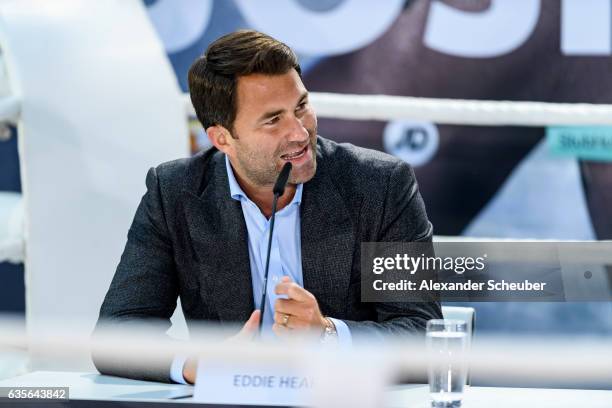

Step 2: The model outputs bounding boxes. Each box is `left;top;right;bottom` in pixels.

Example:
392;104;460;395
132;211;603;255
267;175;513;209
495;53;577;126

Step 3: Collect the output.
426;319;468;407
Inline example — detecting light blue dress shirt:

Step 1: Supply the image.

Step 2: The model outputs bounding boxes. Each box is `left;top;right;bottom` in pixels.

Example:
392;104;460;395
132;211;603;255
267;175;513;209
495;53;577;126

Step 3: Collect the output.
170;155;351;383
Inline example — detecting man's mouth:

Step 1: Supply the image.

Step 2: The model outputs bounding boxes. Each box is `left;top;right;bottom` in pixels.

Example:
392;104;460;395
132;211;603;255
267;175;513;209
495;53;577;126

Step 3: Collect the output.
280;145;308;160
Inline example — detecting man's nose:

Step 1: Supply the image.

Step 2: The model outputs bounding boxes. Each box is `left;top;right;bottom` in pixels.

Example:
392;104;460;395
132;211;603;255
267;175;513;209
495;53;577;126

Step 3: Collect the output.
285;116;309;142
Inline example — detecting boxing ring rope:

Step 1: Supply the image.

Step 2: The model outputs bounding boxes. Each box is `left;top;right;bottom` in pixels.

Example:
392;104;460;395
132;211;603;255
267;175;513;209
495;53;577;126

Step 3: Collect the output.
182;91;612;249
184;92;612;126
4;92;612;264
1;316;611;390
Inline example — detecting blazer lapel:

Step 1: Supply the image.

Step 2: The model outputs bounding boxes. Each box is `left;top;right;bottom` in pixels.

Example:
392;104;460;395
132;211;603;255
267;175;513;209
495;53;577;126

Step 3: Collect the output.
300;159;354;317
183;152;254;324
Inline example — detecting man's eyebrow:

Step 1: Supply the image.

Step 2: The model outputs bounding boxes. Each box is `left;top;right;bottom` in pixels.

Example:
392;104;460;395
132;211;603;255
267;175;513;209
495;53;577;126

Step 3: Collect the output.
257;92;309;123
258;108;285;123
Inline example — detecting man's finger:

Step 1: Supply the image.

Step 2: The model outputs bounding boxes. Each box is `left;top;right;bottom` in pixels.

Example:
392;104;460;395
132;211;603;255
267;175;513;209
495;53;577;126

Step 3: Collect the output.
273;311;288;326
228;310;261;343
273;311;306;328
239;310;261;335
274;276;294;296
274;298;306;317
274;281;311;302
274;312;311;329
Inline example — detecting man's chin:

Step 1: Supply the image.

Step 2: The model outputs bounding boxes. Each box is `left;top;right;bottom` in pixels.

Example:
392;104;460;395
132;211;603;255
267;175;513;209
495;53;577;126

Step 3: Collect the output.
289;162;316;185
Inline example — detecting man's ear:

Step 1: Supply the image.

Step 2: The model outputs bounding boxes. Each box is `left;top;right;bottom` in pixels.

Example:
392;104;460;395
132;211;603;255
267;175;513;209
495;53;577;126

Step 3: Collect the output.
206;125;233;154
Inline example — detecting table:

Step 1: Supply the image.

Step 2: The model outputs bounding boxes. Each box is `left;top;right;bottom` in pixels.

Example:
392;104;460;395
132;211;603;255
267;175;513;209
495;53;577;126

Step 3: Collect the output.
387;384;612;408
0;371;610;407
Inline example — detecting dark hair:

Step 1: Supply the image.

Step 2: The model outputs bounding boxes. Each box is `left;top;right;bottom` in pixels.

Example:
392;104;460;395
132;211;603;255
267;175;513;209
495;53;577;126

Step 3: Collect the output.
188;30;301;131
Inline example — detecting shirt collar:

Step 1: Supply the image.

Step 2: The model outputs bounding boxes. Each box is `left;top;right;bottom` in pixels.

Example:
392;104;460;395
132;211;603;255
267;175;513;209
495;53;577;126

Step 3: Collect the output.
225;155;303;206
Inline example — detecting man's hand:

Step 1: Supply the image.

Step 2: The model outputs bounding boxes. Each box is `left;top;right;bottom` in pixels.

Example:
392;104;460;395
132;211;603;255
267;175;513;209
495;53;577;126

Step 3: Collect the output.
272;276;327;339
182;310;261;384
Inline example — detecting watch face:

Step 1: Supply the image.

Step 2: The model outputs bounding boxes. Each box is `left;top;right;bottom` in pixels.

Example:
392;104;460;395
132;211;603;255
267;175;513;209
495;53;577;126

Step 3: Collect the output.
320;318;337;344
321;321;338;344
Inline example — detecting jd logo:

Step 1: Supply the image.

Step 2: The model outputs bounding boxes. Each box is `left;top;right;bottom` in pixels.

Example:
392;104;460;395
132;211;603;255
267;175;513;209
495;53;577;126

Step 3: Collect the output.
396;127;429;151
383;121;439;167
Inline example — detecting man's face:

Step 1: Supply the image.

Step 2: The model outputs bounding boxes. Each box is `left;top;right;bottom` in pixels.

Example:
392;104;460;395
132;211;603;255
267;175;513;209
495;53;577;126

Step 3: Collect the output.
227;69;318;187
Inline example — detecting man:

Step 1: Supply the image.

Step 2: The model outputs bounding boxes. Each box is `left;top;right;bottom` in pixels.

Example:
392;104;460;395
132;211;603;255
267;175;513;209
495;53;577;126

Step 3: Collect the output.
93;30;441;384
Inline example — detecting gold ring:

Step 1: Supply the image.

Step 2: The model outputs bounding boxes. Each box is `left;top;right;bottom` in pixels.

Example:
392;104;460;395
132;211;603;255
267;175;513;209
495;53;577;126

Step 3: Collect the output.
281;313;290;327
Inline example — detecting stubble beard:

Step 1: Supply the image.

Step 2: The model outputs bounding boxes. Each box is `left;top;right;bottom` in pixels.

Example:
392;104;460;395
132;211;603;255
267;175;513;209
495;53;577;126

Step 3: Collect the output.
288;132;317;185
234;127;318;188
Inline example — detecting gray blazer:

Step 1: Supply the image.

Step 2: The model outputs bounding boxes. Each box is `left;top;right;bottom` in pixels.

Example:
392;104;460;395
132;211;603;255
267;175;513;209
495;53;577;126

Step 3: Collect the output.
93;136;442;383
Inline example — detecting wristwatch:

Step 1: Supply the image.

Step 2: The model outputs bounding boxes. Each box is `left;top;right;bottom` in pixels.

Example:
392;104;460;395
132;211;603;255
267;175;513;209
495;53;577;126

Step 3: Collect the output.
320;317;338;344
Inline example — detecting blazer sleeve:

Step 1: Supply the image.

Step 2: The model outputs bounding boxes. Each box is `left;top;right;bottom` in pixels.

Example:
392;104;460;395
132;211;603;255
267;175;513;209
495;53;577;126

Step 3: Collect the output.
91;166;180;383
343;160;443;339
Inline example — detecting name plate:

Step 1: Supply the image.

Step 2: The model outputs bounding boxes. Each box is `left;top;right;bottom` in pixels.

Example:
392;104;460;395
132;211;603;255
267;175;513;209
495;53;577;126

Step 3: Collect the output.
547;126;612;162
193;359;313;406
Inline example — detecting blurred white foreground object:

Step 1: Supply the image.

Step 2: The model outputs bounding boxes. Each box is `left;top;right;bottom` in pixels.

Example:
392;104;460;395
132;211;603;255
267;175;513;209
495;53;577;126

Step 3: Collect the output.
0;0;189;370
0;192;23;263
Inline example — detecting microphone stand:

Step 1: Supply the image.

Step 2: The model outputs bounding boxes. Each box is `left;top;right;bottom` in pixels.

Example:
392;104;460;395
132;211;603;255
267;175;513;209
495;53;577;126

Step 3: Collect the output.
258;162;292;334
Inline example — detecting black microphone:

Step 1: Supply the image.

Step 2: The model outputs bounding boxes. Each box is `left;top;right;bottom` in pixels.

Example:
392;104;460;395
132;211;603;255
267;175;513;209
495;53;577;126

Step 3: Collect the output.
273;162;292;196
258;162;292;333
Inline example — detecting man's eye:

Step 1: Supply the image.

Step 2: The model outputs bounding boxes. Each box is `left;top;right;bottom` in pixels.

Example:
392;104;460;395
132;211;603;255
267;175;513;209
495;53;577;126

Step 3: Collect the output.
266;117;280;125
296;102;307;111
